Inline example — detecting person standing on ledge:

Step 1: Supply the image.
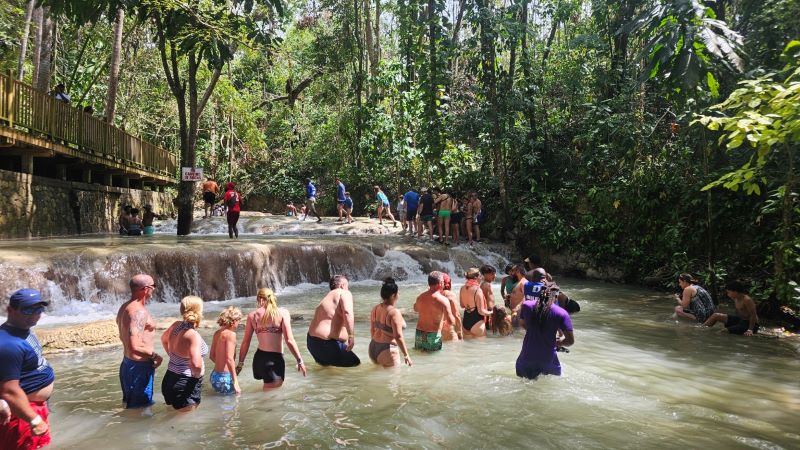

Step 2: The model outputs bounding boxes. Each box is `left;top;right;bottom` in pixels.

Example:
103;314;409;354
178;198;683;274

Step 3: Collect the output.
116;274;162;409
307;275;360;367
413;271;455;352
335;177;347;222
202;178;219;218
0;289;53;449
373;185;397;227
703;281;759;336
516;282;574;380
223;182;241;239
304;178;322;223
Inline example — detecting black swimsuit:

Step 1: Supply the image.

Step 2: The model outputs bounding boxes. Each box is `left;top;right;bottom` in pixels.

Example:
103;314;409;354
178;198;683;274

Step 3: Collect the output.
462;287;484;330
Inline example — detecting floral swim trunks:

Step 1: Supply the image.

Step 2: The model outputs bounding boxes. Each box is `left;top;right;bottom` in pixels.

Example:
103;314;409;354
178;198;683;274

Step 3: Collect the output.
210;370;235;395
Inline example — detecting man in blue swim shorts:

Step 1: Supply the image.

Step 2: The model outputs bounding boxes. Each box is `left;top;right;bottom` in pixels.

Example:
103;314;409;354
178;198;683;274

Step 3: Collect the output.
116;274;163;408
306;275;361;367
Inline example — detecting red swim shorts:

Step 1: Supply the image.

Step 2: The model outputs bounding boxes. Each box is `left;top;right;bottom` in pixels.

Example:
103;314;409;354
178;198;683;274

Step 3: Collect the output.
0;401;51;450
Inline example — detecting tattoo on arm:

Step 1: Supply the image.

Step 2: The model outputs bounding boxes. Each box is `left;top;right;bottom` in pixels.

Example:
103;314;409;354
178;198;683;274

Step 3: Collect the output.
130;310;147;336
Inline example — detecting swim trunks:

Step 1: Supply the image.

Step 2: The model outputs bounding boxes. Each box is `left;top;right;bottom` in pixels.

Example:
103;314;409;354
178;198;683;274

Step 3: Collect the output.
252;349;286;383
119;357;155;408
438;210;451;218
210;370;235;395
421;215;434;223
414;329;442;352
143;225;155;235
406;209;417;222
725;315;759;335
0;400;50;449
451;212;462;223
162;370;203;409
368;340;397;363
203;191;215;204
306;334;361;367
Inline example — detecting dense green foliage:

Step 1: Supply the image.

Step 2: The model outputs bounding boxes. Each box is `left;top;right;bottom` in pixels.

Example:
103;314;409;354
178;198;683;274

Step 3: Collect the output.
1;0;798;306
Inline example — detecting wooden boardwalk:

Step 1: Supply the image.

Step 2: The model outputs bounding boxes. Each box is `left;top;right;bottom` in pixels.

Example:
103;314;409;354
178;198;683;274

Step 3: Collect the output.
0;72;176;187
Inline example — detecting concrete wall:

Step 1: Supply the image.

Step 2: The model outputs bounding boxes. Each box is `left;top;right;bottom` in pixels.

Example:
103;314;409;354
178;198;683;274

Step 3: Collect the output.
0;169;175;239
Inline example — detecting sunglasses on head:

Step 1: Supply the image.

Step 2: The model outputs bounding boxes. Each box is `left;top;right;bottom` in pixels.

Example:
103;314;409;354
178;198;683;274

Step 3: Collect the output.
19;305;46;315
140;283;156;291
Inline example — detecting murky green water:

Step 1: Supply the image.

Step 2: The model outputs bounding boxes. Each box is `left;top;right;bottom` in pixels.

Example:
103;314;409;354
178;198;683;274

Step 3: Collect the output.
46;279;800;449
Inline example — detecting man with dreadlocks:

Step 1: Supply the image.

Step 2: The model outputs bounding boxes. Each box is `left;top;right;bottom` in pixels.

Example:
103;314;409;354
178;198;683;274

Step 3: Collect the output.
515;269;575;379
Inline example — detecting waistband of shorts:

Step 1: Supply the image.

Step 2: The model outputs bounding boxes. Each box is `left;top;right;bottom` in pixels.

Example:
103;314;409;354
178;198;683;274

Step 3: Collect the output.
122;356;154;366
255;349;284;356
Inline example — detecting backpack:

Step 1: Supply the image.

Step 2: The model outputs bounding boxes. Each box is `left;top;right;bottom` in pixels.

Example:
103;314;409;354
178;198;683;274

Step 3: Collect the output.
226;192;239;208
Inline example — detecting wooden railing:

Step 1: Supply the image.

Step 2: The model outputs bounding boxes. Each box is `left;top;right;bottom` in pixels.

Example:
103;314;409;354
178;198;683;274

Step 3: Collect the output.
0;72;177;179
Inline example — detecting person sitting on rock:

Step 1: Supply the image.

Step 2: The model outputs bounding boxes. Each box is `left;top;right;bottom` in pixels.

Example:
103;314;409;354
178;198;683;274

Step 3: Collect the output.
703;281;759;336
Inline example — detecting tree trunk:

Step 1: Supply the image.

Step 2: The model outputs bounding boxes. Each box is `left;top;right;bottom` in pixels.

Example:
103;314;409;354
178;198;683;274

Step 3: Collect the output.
353;0;365;168
364;0;375;83
36;9;53;92
17;0;36;80
374;0;381;70
104;6;125;123
31;7;43;87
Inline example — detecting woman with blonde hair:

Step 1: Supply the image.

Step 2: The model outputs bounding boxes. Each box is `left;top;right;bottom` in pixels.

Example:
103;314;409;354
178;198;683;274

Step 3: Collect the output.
209;306;243;395
238;288;307;389
161;296;208;411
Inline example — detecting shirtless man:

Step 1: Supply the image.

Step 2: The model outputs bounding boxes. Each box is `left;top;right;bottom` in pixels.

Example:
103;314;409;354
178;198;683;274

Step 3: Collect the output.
480;265;497;310
466;192;482;245
118;205;131;235
202;178;219;218
413;271;455;351
703;281;759;336
306;275;360;367
435;189;454;244
116;274;162;408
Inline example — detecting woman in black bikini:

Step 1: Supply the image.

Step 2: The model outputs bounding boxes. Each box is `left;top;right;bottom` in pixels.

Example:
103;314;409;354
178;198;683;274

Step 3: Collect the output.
368;278;412;368
459;268;493;337
237;288;307;389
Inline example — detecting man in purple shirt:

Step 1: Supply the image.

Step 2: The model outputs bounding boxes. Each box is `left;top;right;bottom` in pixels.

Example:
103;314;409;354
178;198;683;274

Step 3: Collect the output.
516;269;575;379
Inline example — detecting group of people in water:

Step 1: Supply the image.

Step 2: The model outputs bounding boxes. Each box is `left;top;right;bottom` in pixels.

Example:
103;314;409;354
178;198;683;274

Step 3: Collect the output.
0;257;762;449
117;204;157;236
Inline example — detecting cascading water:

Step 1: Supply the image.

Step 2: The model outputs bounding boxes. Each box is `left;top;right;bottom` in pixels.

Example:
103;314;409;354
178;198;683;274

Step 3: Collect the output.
0;229;513;325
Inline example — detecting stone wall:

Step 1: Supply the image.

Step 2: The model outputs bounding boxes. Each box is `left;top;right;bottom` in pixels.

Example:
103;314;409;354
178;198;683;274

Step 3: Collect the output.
0;169;176;239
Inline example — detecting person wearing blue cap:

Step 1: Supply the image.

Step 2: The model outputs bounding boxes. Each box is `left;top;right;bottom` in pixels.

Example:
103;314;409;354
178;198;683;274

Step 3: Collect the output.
0;288;53;449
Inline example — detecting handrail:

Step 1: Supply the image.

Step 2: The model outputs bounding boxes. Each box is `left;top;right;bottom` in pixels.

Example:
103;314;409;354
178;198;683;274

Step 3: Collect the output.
0;71;177;179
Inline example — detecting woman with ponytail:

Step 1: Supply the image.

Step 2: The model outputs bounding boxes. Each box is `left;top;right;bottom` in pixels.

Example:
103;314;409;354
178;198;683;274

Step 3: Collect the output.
368;278;413;367
238;288;306;390
516;284;574;380
161;296;208;410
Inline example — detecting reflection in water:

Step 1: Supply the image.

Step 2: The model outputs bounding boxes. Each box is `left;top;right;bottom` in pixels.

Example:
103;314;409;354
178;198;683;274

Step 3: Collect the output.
47;279;800;449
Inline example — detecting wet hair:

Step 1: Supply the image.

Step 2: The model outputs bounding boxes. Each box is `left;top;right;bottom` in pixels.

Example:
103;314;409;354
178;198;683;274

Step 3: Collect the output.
526;268;547;282
217;306;243;327
513;264;526;280
678;273;698;284
380;277;399;302
306;178;311;183
330;275;348;290
256;288;280;326
124;205;132;212
428;271;443;286
491;306;513;336
480;265;496;275
503;264;514;275
725;280;748;294
442;273;452;291
180;295;204;328
130;208;139;216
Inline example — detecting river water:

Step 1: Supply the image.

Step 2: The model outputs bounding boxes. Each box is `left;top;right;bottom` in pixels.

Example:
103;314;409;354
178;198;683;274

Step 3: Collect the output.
44;278;800;449
1;220;798;449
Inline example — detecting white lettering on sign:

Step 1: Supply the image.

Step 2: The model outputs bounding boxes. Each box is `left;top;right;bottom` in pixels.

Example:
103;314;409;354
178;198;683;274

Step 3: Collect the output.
181;167;203;181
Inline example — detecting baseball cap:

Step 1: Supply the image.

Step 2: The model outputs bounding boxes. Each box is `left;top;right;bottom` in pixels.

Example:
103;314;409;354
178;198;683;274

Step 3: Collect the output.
9;288;48;308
